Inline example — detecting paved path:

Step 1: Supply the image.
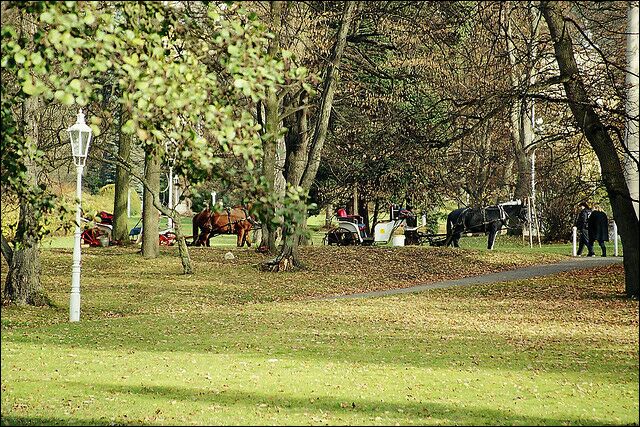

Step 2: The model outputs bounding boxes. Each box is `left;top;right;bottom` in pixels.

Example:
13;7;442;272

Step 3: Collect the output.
318;256;623;301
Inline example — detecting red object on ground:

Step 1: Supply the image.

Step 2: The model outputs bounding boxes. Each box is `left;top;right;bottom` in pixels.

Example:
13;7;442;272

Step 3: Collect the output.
97;211;114;225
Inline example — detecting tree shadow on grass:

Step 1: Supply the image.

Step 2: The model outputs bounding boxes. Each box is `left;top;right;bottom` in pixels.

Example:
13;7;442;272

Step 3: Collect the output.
4;314;637;384
1;381;622;426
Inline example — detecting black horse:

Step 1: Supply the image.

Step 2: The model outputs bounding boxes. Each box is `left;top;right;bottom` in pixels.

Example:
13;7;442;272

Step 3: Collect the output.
444;201;528;249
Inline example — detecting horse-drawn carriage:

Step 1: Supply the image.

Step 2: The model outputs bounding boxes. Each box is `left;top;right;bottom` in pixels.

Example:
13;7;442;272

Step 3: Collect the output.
324;201;528;249
324;205;447;247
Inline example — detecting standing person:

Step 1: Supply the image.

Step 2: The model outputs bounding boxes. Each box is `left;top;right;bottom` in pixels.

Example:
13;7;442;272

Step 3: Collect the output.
588;206;610;257
575;202;594;256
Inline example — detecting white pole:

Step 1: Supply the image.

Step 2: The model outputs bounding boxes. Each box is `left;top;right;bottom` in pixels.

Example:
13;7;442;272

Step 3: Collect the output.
613;221;619;256
211;191;216;207
572;226;577;257
528;198;533;248
533;198;542;248
127;187;131;218
531;150;536;201
70;165;84;322
168;166;174;229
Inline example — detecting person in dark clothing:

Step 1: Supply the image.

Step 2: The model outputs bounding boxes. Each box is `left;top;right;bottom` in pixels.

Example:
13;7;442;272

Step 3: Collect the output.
588;206;609;257
575;202;594;256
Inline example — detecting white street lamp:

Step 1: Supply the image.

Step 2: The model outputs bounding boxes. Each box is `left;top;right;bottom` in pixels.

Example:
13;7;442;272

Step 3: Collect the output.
68;109;92;322
164;140;178;229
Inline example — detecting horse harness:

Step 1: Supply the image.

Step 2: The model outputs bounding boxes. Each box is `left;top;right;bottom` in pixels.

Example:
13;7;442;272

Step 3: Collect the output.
454;204;513;232
216;207;254;235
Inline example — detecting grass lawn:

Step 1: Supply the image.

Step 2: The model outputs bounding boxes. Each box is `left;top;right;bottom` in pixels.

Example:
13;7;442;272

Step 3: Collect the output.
1;242;637;425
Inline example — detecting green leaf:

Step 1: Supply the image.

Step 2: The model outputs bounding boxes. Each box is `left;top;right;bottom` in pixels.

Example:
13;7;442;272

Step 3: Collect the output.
40;11;54;24
122;119;135;134
60;92;74;105
90;124;101;136
30;52;44;66
14;51;26;64
83;12;95;25
69;79;82;92
22;76;37;95
233;78;248;90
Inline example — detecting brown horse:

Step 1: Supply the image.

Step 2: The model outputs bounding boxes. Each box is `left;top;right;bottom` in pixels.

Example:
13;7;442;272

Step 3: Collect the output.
192;206;255;247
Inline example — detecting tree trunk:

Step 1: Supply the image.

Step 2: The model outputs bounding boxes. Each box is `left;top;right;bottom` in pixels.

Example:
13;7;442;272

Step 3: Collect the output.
259;0;284;254
1;234;13;265
325;202;334;227
151;196;193;274
358;195;370;235
505;4;540;233
266;1;356;272
284;93;310;187
4;194;46;306
542;1;639;298
261;227;300;272
296;214;310;246
299;2;356;191
352;185;359;217
142;149;160;259
103;146;193;273
624;1;639;219
3;95;49;306
259;88;281;254
371;198;380;231
112;108;132;243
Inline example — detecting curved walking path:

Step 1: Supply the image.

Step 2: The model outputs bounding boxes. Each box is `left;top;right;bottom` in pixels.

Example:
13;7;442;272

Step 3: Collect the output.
319;256;624;301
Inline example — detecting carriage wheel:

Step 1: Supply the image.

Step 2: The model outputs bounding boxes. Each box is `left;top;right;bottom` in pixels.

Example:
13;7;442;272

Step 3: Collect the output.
335;227;357;246
325;227;357;246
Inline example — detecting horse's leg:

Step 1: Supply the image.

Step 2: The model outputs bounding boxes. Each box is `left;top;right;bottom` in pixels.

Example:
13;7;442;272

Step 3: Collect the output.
245;226;252;247
192;217;199;246
198;230;207;247
453;232;461;247
239;227;248;247
444;217;454;247
487;226;497;250
236;227;244;247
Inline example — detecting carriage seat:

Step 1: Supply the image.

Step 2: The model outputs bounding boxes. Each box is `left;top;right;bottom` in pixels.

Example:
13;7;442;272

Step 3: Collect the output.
338;215;363;224
337;212;367;237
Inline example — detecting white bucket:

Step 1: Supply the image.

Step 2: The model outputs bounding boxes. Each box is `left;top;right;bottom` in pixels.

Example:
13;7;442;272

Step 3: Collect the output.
392;235;405;247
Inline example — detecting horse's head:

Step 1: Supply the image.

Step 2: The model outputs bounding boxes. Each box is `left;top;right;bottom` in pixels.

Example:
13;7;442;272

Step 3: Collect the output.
500;200;528;223
516;203;529;223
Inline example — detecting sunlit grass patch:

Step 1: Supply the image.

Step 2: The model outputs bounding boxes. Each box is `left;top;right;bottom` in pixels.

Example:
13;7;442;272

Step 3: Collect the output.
1;247;636;425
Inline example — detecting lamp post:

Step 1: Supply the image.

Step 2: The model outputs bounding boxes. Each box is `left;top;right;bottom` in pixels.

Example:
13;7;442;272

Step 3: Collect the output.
164;140;178;229
68;109;92;322
168;165;174;229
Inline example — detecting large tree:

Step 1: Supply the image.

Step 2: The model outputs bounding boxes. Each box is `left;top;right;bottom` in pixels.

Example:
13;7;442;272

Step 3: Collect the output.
1;4;58;305
256;1;357;271
541;0;639;298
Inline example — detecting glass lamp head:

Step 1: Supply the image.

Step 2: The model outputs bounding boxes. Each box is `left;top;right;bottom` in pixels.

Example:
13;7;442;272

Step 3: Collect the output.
68;109;92;166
